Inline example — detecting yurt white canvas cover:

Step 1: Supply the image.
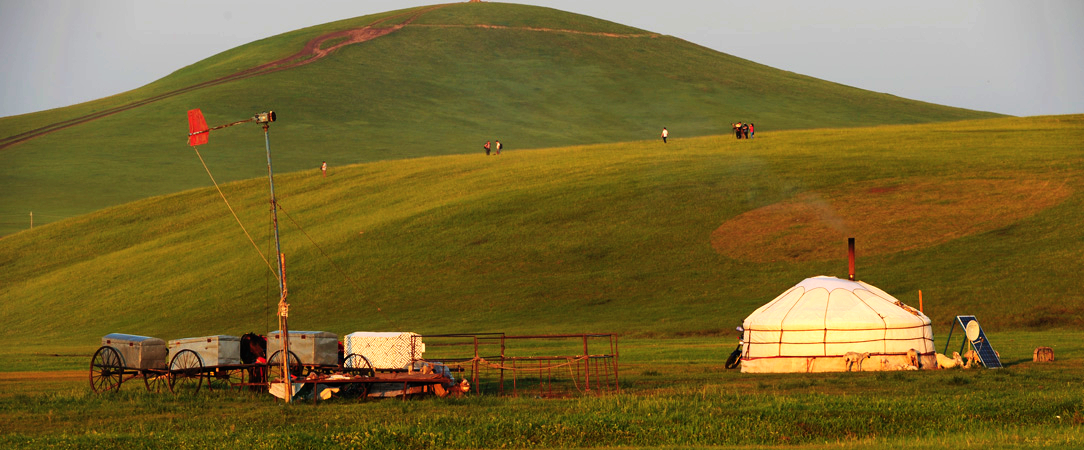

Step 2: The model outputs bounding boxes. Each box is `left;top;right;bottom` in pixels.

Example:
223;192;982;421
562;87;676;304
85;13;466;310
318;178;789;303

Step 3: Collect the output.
741;276;935;373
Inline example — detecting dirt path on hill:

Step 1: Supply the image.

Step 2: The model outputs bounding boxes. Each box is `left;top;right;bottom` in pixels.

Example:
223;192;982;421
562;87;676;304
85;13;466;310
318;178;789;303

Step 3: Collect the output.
0;6;662;151
0;5;443;151
414;23;661;39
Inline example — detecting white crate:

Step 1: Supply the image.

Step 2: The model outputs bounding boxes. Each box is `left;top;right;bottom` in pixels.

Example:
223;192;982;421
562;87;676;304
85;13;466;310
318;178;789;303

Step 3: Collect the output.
266;331;338;366
102;333;167;370
344;332;424;370
167;335;241;367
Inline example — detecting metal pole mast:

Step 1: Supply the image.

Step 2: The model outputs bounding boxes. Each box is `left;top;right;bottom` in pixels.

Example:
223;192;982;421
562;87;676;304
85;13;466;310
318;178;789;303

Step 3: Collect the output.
263;122;292;403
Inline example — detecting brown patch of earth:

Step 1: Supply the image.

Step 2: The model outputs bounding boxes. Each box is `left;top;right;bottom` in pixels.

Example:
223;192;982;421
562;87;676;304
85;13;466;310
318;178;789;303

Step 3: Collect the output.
711;176;1073;262
0;370;84;381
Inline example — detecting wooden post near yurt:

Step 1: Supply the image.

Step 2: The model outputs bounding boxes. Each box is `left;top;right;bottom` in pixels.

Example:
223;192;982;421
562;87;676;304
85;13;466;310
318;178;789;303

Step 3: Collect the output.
919;290;924;313
847;238;856;281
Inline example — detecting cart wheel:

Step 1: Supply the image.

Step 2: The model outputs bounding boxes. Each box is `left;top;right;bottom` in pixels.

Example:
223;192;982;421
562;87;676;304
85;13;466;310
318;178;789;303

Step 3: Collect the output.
210;368;247;391
267;350;303;381
343;353;375;377
169;349;204;394
90;346;125;393
339;380;370;400
143;371;167;393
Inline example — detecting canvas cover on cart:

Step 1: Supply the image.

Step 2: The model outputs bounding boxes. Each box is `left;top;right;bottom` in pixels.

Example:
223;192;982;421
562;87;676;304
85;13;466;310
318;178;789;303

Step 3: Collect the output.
168;335;241;367
344;331;425;370
102;333;168;370
267;331;338;366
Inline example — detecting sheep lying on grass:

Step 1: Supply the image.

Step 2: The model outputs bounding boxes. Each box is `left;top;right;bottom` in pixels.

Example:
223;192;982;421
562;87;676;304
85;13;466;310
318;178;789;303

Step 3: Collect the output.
906;349;920;368
936;352;964;369
962;350;980;368
843;352;870;372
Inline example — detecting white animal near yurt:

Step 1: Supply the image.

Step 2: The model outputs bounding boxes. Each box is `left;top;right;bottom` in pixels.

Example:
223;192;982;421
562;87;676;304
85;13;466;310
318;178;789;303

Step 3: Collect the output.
741;276;935;373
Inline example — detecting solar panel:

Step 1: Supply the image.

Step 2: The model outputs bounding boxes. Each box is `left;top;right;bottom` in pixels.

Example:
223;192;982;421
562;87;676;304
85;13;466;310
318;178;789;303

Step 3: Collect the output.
955;315;1003;369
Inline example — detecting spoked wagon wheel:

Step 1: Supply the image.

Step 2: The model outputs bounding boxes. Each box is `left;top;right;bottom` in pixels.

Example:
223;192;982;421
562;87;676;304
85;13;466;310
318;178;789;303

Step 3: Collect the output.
208;368;247;391
143;371;168;393
169;349;205;394
89;346;125;393
343;353;375;377
266;350;303;382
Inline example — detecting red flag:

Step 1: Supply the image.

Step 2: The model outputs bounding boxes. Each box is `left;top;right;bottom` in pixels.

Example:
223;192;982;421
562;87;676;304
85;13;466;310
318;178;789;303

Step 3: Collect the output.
187;109;209;146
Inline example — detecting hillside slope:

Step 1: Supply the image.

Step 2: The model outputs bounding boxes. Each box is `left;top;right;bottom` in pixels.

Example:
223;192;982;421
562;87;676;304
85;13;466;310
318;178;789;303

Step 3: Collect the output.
0;2;1002;236
1;116;1080;349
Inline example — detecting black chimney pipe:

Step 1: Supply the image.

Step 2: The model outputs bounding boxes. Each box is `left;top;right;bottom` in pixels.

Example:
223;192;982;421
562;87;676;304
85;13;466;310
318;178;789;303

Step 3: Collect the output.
848;237;856;281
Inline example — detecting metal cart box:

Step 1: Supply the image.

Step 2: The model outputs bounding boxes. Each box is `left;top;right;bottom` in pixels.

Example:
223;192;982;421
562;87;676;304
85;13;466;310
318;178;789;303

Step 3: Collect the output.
344;331;424;370
102;333;167;370
266;331;338;366
167;335;241;367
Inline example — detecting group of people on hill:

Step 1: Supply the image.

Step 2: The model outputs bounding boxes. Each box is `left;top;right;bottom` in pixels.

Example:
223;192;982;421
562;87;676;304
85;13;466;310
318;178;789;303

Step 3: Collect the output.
732;122;754;139
659;123;756;144
483;140;503;155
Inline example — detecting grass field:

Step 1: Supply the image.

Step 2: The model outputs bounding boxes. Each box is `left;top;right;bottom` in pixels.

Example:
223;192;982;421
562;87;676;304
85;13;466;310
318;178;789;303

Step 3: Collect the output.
1;332;1081;449
0;116;1080;449
0;2;1001;236
0;4;1079;448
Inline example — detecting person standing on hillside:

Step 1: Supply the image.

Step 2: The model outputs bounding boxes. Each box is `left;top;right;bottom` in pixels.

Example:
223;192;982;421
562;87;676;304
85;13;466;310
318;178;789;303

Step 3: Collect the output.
495;140;502;155
742;123;750;139
734;122;743;139
321;161;327;177
749;123;755;139
484;141;491;156
661;127;669;143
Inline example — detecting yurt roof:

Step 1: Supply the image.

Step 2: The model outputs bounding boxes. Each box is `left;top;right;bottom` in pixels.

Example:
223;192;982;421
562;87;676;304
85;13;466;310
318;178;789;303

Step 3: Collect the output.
745;276;929;330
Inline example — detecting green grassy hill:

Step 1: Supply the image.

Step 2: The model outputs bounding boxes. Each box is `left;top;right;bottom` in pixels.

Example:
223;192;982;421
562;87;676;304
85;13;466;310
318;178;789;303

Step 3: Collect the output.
2;115;1080;352
0;2;1001;236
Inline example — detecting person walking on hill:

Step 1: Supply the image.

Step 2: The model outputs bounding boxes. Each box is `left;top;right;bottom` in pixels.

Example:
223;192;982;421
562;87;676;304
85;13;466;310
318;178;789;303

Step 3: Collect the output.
734;122;743;139
495;140;502;155
749;123;755;139
661;127;669;143
742;123;750;139
321;161;327;177
484;141;491;156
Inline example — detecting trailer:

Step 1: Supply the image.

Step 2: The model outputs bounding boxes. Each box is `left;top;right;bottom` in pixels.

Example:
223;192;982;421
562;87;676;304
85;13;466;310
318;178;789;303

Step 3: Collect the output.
166;335;270;393
89;333;169;393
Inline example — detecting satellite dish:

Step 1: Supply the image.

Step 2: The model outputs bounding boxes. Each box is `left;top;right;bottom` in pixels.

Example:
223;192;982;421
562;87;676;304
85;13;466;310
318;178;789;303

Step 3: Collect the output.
965;320;981;342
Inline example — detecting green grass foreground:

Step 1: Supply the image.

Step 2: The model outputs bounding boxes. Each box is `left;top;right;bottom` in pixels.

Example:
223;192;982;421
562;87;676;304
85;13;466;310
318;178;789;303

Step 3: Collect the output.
1;334;1081;449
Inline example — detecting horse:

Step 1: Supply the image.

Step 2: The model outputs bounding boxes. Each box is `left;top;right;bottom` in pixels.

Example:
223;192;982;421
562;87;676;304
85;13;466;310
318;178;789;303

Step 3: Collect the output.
240;333;268;385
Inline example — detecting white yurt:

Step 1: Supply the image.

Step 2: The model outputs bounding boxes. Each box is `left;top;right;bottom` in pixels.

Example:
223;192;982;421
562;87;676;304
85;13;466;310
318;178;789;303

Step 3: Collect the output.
741;276;935;373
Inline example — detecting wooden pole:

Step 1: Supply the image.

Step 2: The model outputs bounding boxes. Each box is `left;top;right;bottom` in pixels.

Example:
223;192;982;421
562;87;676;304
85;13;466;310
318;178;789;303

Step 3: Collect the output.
919;290;924;313
263;122;292;403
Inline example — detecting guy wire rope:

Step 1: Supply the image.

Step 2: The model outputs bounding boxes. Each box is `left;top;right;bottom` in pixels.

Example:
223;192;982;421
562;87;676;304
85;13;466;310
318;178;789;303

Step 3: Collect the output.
190;145;276;276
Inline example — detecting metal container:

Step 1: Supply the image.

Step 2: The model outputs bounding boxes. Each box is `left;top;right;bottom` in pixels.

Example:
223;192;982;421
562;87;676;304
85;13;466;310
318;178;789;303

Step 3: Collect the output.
344;331;424;370
266;331;338;366
101;333;168;370
168;335;241;367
